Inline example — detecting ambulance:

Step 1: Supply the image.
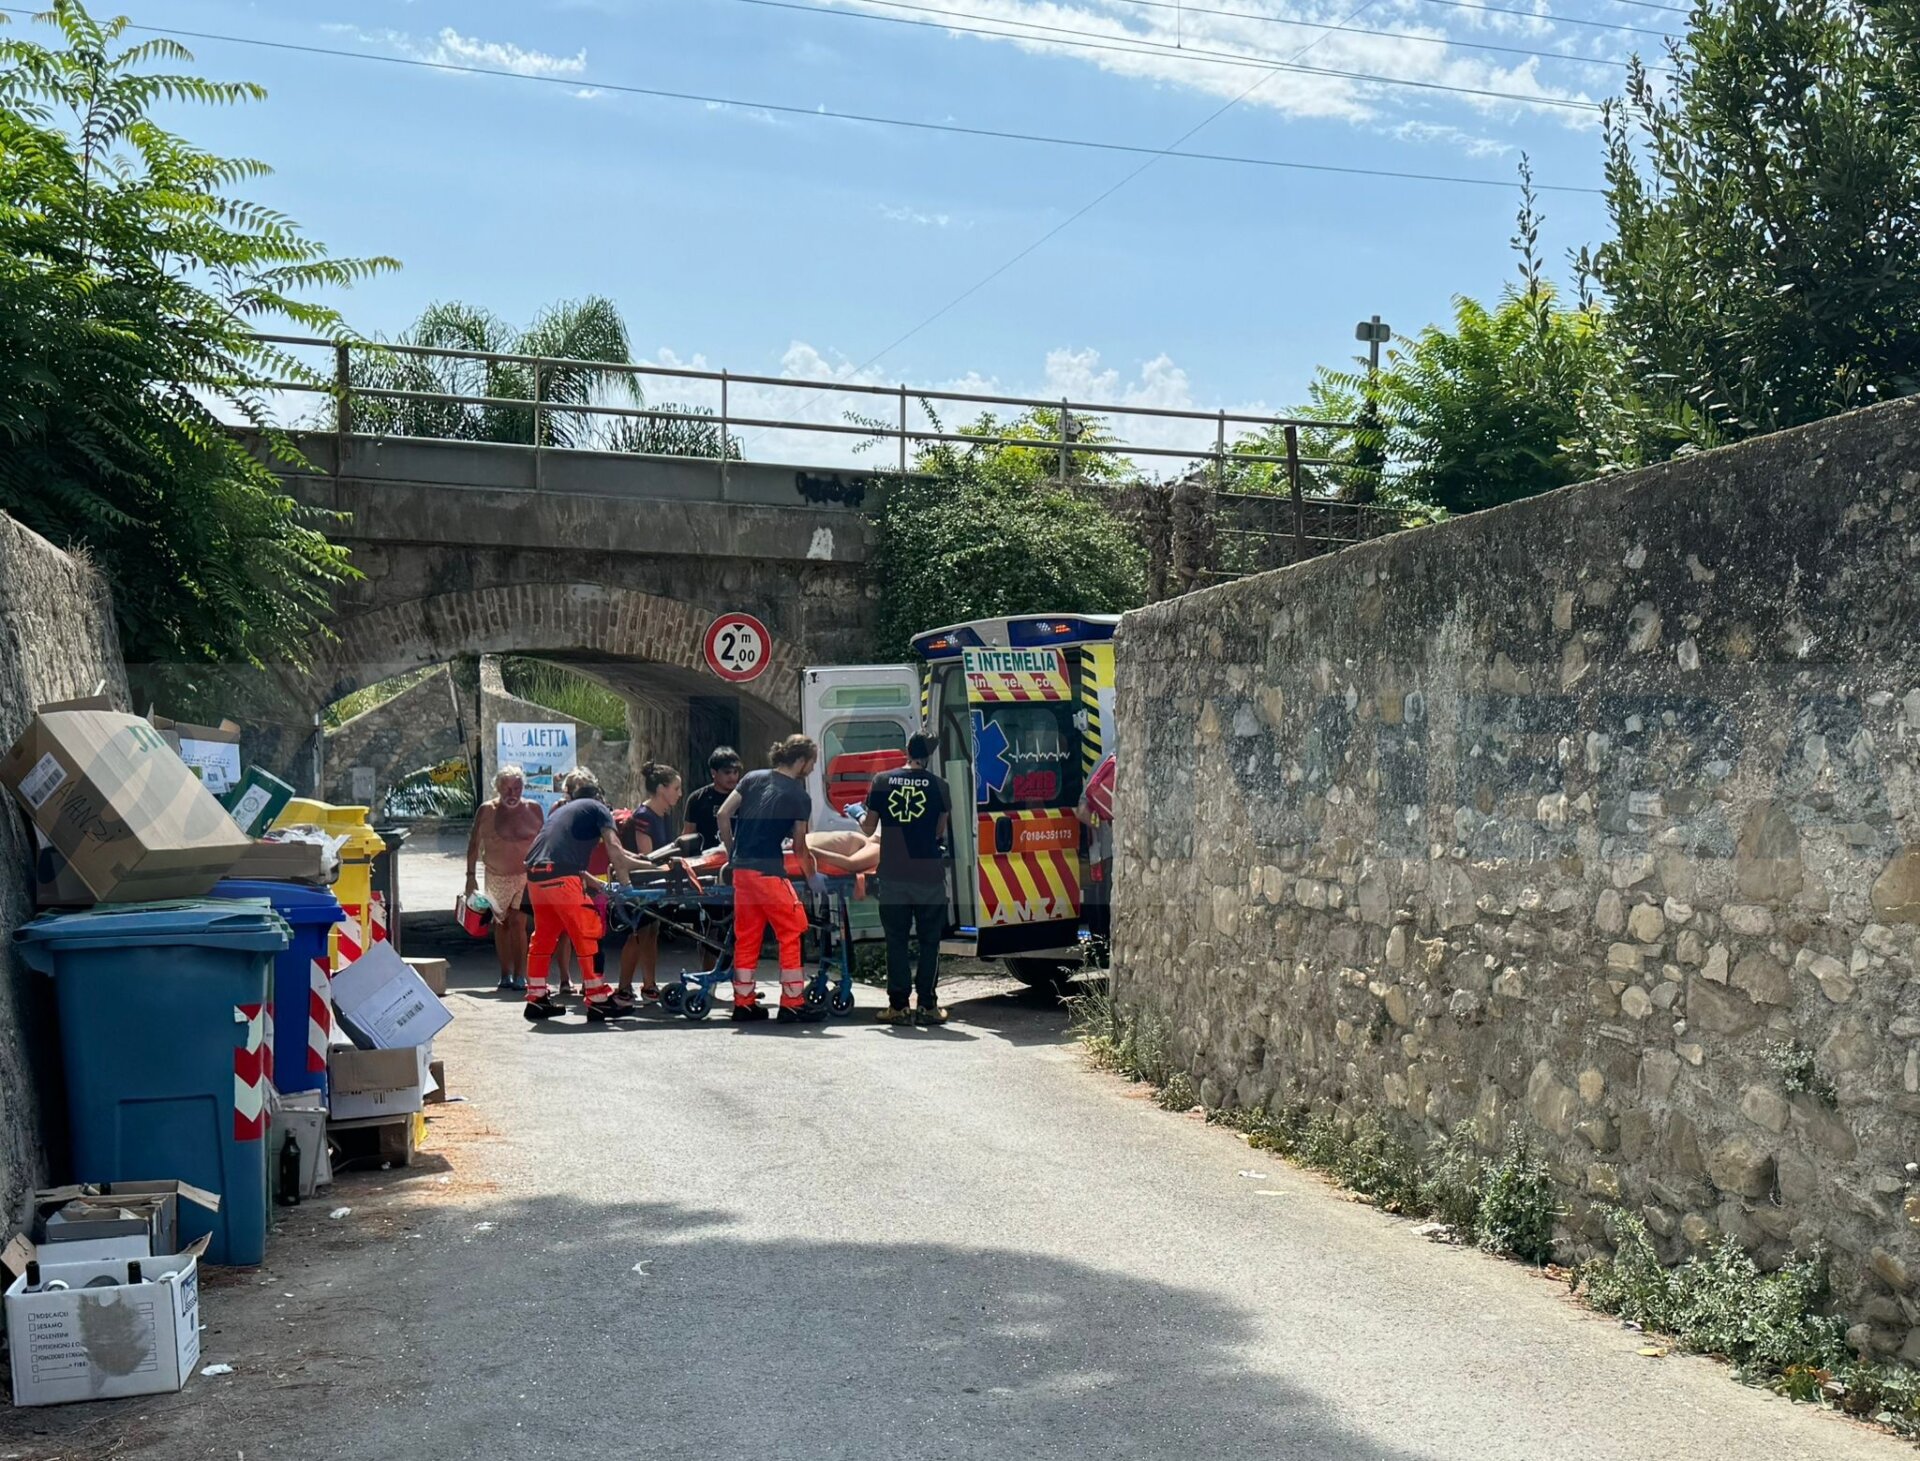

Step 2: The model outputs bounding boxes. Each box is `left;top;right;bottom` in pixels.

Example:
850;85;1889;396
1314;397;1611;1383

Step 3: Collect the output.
801;613;1117;985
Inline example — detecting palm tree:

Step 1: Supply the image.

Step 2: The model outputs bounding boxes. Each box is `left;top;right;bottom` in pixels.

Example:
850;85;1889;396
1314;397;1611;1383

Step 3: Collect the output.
343;296;738;458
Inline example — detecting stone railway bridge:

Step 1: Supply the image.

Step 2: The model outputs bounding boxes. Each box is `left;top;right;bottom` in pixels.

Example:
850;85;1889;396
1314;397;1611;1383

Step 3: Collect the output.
266;432;891;789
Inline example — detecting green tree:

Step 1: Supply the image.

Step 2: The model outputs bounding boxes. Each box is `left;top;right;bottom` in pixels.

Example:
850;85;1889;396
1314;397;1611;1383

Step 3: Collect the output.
872;411;1145;658
1592;0;1920;448
347;297;740;458
0;1;393;669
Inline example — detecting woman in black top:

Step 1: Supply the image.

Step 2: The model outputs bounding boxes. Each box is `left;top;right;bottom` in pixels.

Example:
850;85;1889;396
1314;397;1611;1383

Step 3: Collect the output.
615;760;683;1005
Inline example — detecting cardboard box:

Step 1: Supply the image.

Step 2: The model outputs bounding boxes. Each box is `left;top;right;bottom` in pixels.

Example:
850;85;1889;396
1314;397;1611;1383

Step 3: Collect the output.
2;704;250;902
30;1183;220;1263
269;1093;331;1200
147;714;242;796
328;1045;433;1122
4;1242;206;1407
225;836;333;884
330;943;453;1050
223;765;295;836
29;832;95;909
404;956;449;997
426;1057;447;1105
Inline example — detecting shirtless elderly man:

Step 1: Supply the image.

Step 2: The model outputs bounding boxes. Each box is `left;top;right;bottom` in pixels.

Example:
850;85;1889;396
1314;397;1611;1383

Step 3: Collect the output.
465;765;544;991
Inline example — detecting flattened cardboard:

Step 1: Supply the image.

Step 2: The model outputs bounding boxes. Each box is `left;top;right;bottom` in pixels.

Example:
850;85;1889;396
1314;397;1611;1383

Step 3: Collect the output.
226;837;332;884
30;1182;220;1263
2;708;250;902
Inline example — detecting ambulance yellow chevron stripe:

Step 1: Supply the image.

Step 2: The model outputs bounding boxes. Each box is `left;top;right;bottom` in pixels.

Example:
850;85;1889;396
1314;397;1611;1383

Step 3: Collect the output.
1079;643;1111;776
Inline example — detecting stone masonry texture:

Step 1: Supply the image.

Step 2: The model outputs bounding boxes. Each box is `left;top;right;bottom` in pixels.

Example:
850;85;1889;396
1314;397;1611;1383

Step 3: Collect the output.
1110;396;1920;1358
0;515;129;1223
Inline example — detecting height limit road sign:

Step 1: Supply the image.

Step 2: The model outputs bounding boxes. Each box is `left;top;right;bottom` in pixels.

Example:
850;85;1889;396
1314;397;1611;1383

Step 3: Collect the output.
703;612;771;683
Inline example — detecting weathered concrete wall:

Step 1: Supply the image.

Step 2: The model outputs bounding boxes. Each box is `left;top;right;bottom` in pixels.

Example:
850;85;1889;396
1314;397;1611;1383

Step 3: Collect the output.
0;515;128;1221
1112;397;1920;1355
323;665;465;810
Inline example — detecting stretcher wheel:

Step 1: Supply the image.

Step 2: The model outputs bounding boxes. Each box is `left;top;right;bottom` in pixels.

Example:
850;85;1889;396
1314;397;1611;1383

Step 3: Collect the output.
830;989;855;1016
661;984;685;1012
683;989;712;1021
803;982;827;1009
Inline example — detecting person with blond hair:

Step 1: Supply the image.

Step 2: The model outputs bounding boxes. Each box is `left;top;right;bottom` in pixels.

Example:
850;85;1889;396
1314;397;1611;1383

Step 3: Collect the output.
464;764;544;990
717;735;826;1024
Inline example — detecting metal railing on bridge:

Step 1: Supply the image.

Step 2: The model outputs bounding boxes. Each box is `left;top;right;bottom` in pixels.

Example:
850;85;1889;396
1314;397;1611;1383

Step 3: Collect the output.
249;332;1405;570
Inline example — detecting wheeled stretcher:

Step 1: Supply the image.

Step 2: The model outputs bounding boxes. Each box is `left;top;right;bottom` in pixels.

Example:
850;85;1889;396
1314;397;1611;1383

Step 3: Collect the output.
602;850;866;1022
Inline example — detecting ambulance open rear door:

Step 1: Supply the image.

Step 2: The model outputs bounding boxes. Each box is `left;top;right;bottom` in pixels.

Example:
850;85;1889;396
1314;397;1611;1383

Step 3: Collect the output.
961;646;1085;960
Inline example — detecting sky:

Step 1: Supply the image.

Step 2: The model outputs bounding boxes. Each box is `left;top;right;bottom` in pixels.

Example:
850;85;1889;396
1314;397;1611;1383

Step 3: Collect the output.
38;0;1677;464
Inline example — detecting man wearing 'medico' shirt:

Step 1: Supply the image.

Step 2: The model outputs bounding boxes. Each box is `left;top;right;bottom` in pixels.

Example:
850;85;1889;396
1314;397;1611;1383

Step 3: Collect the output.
718;736;827;1024
862;733;952;1025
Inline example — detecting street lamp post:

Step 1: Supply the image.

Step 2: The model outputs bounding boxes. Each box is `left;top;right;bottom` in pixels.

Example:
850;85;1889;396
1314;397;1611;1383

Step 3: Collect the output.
1354;314;1393;375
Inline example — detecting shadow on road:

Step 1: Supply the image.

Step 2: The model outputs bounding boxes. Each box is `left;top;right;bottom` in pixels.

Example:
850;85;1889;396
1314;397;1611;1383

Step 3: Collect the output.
26;1187;1438;1461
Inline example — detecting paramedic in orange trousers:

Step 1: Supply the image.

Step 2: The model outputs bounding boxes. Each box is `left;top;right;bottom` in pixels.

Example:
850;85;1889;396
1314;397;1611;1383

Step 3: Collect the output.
717;735;828;1024
521;768;653;1024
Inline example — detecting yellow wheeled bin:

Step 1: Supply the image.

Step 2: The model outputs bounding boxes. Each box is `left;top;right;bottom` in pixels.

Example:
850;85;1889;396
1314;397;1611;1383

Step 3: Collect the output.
272;799;387;966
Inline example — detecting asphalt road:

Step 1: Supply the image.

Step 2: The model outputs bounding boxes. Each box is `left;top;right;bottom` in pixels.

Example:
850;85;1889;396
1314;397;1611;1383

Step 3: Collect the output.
2;918;1904;1460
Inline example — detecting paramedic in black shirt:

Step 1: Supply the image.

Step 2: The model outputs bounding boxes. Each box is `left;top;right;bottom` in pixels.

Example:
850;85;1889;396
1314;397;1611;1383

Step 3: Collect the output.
863;733;953;1025
683;745;744;850
521;768;652;1023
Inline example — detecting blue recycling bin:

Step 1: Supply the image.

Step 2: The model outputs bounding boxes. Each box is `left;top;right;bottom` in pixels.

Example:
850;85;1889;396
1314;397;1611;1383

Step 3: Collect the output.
15;900;290;1265
210;880;343;1099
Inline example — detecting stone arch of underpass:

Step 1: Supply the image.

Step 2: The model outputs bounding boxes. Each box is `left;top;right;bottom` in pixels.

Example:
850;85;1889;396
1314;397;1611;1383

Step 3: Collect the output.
313;582;802;725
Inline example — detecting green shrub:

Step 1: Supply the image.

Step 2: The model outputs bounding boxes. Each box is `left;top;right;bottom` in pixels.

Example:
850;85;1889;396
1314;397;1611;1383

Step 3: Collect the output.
1419;1124;1487;1231
1477;1127;1558;1264
1763;1040;1838;1108
1583;1211;1850;1379
1156;1072;1198;1111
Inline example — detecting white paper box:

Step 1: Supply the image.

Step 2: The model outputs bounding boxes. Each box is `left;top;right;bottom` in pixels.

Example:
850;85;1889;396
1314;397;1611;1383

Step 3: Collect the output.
5;1244;204;1407
329;942;452;1049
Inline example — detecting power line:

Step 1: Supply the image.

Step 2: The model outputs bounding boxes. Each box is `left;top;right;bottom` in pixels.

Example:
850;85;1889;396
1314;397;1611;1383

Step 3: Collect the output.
0;12;1606;193
1400;0;1674;38
738;0;1647;73
721;0;1607;111
819;0;1389;386
1033;0;1660;67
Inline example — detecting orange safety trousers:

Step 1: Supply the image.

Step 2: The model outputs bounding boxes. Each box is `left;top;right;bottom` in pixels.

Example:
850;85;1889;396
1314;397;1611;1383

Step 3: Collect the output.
527;875;608;1004
733;869;809;1008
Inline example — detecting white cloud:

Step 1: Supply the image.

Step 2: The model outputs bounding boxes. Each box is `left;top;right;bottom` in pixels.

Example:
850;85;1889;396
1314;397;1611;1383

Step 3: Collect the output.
641;341;1274;470
351;25;588;79
879;203;959;228
1391;119;1517;159
809;0;1607;129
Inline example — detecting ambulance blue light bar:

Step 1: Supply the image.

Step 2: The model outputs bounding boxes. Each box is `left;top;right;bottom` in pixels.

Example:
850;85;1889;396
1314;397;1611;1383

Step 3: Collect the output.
911;614;1120;661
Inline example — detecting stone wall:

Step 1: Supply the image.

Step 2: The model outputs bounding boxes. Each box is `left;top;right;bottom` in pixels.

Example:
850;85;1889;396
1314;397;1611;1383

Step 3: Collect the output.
0;515;128;1222
323;665;466;810
1111;397;1920;1358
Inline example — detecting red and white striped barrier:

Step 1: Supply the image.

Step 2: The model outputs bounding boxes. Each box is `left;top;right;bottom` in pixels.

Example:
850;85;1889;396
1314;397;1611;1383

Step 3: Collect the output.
234;1004;267;1142
335;906;365;968
307;955;332;1075
368;894;389;946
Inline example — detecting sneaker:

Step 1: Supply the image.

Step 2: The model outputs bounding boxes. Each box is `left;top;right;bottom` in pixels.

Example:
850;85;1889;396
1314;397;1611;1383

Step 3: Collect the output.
777;1004;828;1025
522;997;563;1023
915;1006;951;1026
875;1006;912;1025
585;997;628;1023
731;999;770;1023
509;976;527;992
